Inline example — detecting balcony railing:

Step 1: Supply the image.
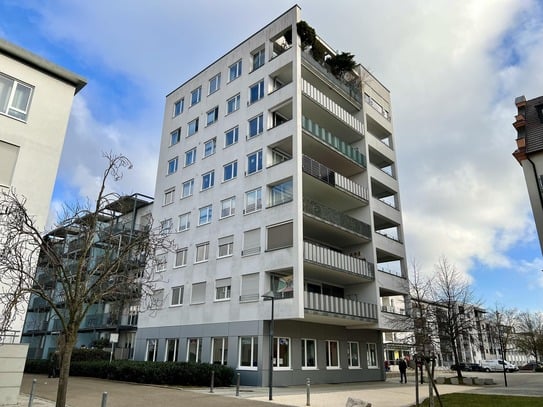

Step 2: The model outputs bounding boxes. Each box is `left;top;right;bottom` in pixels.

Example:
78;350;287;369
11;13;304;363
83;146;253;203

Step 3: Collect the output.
83;313;118;329
381;305;406;315
302;116;366;168
302;155;368;201
304;241;374;280
304;291;377;321
302;79;365;135
303;198;371;240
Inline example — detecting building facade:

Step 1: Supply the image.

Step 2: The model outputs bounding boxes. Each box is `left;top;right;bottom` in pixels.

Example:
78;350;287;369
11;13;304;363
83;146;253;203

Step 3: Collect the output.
20;194;153;360
135;6;409;386
0;39;86;336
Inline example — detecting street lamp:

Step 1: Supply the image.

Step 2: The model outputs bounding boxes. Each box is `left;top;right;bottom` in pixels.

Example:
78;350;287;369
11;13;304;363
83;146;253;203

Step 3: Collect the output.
262;291;275;401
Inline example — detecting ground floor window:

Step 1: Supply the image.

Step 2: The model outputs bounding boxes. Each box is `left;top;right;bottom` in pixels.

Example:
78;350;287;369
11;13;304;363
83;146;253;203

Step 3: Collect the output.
367;343;378;368
187;338;202;362
273;337;290;368
347;341;360;368
211;337;228;365
146;339;158;361
165;338;178;362
239;336;258;369
301;338;317;368
326;340;340;368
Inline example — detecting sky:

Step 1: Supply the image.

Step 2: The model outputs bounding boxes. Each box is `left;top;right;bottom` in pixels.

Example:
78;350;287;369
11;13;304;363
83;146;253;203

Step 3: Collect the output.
1;0;543;313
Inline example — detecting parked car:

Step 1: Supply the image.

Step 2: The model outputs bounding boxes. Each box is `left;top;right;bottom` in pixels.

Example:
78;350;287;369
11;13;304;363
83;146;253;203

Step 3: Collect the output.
481;359;518;372
519;362;543;371
450;362;472;371
469;363;483;372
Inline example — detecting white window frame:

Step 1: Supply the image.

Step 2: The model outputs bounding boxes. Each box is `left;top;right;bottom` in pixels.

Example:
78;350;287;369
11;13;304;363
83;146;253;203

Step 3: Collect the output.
171;285;184;306
220;196;235;219
188;118;199;136
201;170;215;191
163;188;175;205
301;338;317;369
181;179;194;198
190;282;206;304
227;93;241;114
174;248;188;268
211;337;228;365
178;212;190;232
167;157;178;175
206;106;219;126
160;218;173;235
0;74;33;121
367;343;378;368
186;338;203;362
249;80;265;104
184;148;196;167
238;336;258;369
165;338;179;362
195;242;210;263
150;289;164;310
247;150;263;175
229;59;242;82
252;48;265;71
156;253;167;272
326;340;340;369
173;99;184;117
347;341;360;368
190;86;201;106
244;188;262;214
203;138;217;157
248;114;264;138
269;179;293;207
209;73;221;95
218;236;234;258
273;337;291;369
145;339;158;361
198;205;212;225
170;128;181;146
223;161;238;182
215;278;232;301
225;126;239;147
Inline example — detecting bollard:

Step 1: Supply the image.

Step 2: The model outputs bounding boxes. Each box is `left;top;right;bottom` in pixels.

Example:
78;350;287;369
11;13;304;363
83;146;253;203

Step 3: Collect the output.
210;370;215;393
28;378;37;407
306;377;311;406
101;392;108;407
236;373;240;396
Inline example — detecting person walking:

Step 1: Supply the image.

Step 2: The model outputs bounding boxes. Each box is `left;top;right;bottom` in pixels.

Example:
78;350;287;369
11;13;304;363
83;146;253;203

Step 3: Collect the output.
399;357;408;383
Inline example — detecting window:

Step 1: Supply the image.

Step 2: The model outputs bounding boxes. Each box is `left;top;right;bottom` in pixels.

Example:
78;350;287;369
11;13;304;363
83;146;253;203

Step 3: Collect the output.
245;188;262;214
227;93;241;114
203;138;217;157
156;253;167;272
184;148;196;167
223;161;238;181
150;289;164;310
252;48;265;71
247;150;263;174
240;273;259;302
225;126;239;147
239;336;258;368
248;114;264;138
191;282;206;304
202;171;215;190
190;86;201;106
249;80;265;104
367;343;378;368
188;118;199;136
182;179;194;198
269;179;293;206
173;99;184;117
229;60;242;82
220;196;235;218
271;274;293;299
326;340;340;368
0;74;33;121
271;148;291;166
165;338;179;362
174;248;188;267
218;235;234;258
348;342;360;368
146;339;158;361
302;339;317;368
273;337;290;368
211;337;228;365
178;212;190;232
195;242;210;262
167;157;178;175
267;222;293;250
209;73;221;94
187;338;202;362
206;106;219;125
242;228;260;256
160;218;173;234
171;286;184;306
198;205;212;225
215;277;232;301
170;128;181;146
0;141;19;187
163;188;175;205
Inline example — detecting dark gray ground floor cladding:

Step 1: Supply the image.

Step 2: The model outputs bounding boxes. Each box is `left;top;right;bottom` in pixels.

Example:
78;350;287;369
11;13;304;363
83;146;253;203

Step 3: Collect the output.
135;320;385;386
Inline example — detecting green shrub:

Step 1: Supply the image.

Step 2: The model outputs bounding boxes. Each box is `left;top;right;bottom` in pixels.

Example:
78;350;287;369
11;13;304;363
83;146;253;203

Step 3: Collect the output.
71;348;110;362
24;359;50;374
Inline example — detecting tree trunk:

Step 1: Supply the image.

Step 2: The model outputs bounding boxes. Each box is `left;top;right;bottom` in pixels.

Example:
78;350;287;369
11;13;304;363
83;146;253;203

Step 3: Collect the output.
55;330;77;407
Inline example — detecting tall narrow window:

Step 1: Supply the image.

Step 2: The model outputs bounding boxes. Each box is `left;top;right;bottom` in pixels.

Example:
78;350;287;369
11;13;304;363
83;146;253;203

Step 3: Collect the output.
249;80;265;104
173;99;184;116
301;339;317;368
185;148;196;166
273;338;290;368
167;157;178;175
171;286;184;306
182;179;194;198
187;338;202;362
367;343;378;368
203;138;216;157
242;228;260;256
326;340;340;368
146;339;158;361
248;114;264;138
209;73;221;94
163;188;175;205
252;48;265;71
198;205;212;225
211;337;228;365
239;336;258;368
223;161;238;181
202;171;215;190
195;243;210;263
174;248;188;267
165;338;179;362
229;60;242;81
178;212;190;232
206;106;219;125
170;128;181;146
188;118;199;136
220;196;236;218
247;150;263;174
225;126;239;147
190;86;201;106
191;282;206;304
240;273;259;302
227;93;241;114
245;188;262;214
347;342;360;368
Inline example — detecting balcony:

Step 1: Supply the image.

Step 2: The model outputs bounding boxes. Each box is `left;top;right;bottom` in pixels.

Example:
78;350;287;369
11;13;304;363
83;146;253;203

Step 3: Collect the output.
302;155;368;204
304;241;374;282
302;79;364;135
303;198;371;241
304;291;377;322
82;313;118;330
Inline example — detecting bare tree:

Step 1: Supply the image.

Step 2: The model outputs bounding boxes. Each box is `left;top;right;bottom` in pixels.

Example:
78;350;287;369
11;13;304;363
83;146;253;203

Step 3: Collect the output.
431;256;481;380
515;311;543;362
0;153;170;407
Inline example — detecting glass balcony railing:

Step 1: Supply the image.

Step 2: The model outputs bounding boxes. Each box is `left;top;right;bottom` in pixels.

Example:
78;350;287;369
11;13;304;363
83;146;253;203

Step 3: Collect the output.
302;116;366;168
304;291;377;321
304;241;374;280
303;198;371;240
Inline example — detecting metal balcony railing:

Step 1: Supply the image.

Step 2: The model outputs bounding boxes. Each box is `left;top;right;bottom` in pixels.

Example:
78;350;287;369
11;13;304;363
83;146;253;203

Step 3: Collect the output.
302;155;368;202
302;116;366;168
303;198;371;240
304;241;374;280
304;291;377;321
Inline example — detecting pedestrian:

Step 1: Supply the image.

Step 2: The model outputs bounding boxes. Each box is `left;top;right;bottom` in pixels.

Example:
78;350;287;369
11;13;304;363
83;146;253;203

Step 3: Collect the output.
399;357;408;383
48;350;60;378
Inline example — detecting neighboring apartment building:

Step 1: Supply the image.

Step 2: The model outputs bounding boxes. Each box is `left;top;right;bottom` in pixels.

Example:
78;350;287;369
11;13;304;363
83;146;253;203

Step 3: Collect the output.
513;95;543;254
0;39;86;335
136;6;409;386
20;194;153;360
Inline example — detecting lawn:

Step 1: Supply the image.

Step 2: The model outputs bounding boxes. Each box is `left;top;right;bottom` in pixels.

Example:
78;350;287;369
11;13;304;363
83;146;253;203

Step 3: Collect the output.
416;393;543;406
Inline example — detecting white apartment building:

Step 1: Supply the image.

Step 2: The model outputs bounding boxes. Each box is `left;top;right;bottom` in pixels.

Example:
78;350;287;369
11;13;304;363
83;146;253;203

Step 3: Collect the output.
135;6;409;386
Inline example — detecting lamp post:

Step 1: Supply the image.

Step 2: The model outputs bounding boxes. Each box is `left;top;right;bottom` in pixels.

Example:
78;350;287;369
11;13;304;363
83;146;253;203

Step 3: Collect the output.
262;292;275;401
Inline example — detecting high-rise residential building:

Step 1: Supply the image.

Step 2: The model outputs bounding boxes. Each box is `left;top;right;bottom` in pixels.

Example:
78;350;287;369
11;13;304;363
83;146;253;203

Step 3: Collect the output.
0;39;86;336
136;6;409;385
513;95;543;254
